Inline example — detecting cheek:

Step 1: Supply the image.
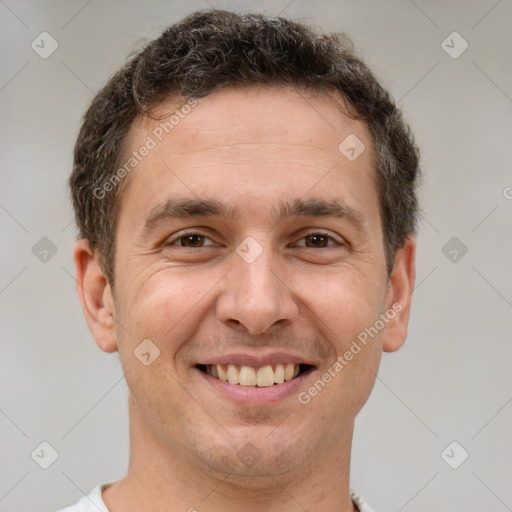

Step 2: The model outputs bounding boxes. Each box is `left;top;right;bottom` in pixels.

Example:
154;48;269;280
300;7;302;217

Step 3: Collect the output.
295;267;386;348
117;267;222;357
294;269;385;411
113;270;209;434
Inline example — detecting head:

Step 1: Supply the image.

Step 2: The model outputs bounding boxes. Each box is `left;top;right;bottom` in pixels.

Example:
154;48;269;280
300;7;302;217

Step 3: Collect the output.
71;9;419;481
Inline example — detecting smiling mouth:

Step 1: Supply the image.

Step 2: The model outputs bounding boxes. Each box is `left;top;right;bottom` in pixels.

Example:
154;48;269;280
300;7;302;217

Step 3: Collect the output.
195;363;314;387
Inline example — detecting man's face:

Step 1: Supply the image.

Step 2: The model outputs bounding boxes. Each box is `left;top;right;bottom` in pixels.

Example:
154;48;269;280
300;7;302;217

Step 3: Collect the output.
109;87;394;477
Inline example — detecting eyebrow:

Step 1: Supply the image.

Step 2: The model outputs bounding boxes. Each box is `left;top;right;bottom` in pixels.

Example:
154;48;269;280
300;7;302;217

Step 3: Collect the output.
140;196;367;238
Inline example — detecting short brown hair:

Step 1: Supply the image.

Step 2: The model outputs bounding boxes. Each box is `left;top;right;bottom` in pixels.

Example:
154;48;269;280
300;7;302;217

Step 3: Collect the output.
70;8;420;286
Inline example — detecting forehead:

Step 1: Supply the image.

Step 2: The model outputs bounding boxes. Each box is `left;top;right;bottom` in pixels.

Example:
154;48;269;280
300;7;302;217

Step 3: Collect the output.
117;86;379;229
131;86;370;158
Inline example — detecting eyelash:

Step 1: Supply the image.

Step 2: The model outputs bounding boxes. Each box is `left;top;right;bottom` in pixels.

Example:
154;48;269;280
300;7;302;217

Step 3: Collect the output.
166;231;344;249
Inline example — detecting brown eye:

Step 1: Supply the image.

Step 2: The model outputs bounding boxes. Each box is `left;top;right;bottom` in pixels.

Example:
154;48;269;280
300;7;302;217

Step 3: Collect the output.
295;233;339;248
168;233;215;248
305;234;329;248
180;234;205;247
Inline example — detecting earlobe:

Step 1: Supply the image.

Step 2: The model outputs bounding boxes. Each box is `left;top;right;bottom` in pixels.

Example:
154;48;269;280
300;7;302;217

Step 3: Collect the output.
73;239;119;353
382;237;416;353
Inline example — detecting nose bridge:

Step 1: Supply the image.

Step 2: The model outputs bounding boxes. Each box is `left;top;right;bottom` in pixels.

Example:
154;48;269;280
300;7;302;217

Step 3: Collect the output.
238;241;281;299
217;236;297;334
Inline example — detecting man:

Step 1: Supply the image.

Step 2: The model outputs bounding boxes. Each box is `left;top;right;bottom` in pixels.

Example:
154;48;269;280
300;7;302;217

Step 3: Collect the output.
60;8;418;512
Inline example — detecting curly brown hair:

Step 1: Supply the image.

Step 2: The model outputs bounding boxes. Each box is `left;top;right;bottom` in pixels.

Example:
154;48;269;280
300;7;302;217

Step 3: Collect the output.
70;8;420;286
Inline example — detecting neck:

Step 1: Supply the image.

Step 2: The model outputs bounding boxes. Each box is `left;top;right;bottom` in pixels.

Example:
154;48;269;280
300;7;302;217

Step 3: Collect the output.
102;394;358;512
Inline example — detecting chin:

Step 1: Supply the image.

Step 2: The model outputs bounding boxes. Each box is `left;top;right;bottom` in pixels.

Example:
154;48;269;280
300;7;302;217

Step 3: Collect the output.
189;423;316;481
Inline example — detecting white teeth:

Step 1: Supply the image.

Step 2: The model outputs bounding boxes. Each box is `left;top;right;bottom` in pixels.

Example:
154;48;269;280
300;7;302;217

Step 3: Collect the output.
274;363;285;383
217;364;228;382
256;365;275;387
205;363;304;386
239;366;256;386
227;364;239;384
284;363;295;381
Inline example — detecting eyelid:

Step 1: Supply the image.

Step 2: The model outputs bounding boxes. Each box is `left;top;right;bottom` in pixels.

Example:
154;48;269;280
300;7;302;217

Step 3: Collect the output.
165;229;345;248
291;230;344;248
166;230;217;246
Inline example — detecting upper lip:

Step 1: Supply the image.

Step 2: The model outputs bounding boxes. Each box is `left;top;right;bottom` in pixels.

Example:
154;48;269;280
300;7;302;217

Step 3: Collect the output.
197;351;316;368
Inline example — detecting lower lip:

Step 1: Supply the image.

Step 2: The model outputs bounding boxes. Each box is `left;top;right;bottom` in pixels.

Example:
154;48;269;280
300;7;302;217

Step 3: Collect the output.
195;367;314;406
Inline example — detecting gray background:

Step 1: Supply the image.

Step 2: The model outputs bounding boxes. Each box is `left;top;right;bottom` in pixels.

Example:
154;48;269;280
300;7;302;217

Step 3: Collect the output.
1;0;511;511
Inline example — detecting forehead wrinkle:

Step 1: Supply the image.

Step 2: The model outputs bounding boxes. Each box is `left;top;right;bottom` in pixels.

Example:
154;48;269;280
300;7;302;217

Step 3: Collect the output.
172;141;340;163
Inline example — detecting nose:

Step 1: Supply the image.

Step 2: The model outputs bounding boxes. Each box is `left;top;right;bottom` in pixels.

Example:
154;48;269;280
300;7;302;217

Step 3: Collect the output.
216;242;299;335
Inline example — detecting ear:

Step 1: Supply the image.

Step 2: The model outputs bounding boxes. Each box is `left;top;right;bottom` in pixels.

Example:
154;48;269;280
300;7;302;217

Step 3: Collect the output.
382;236;416;353
73;239;118;353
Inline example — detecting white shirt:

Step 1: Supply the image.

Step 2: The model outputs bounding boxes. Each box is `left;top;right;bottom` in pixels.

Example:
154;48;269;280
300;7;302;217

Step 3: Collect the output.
55;483;376;512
